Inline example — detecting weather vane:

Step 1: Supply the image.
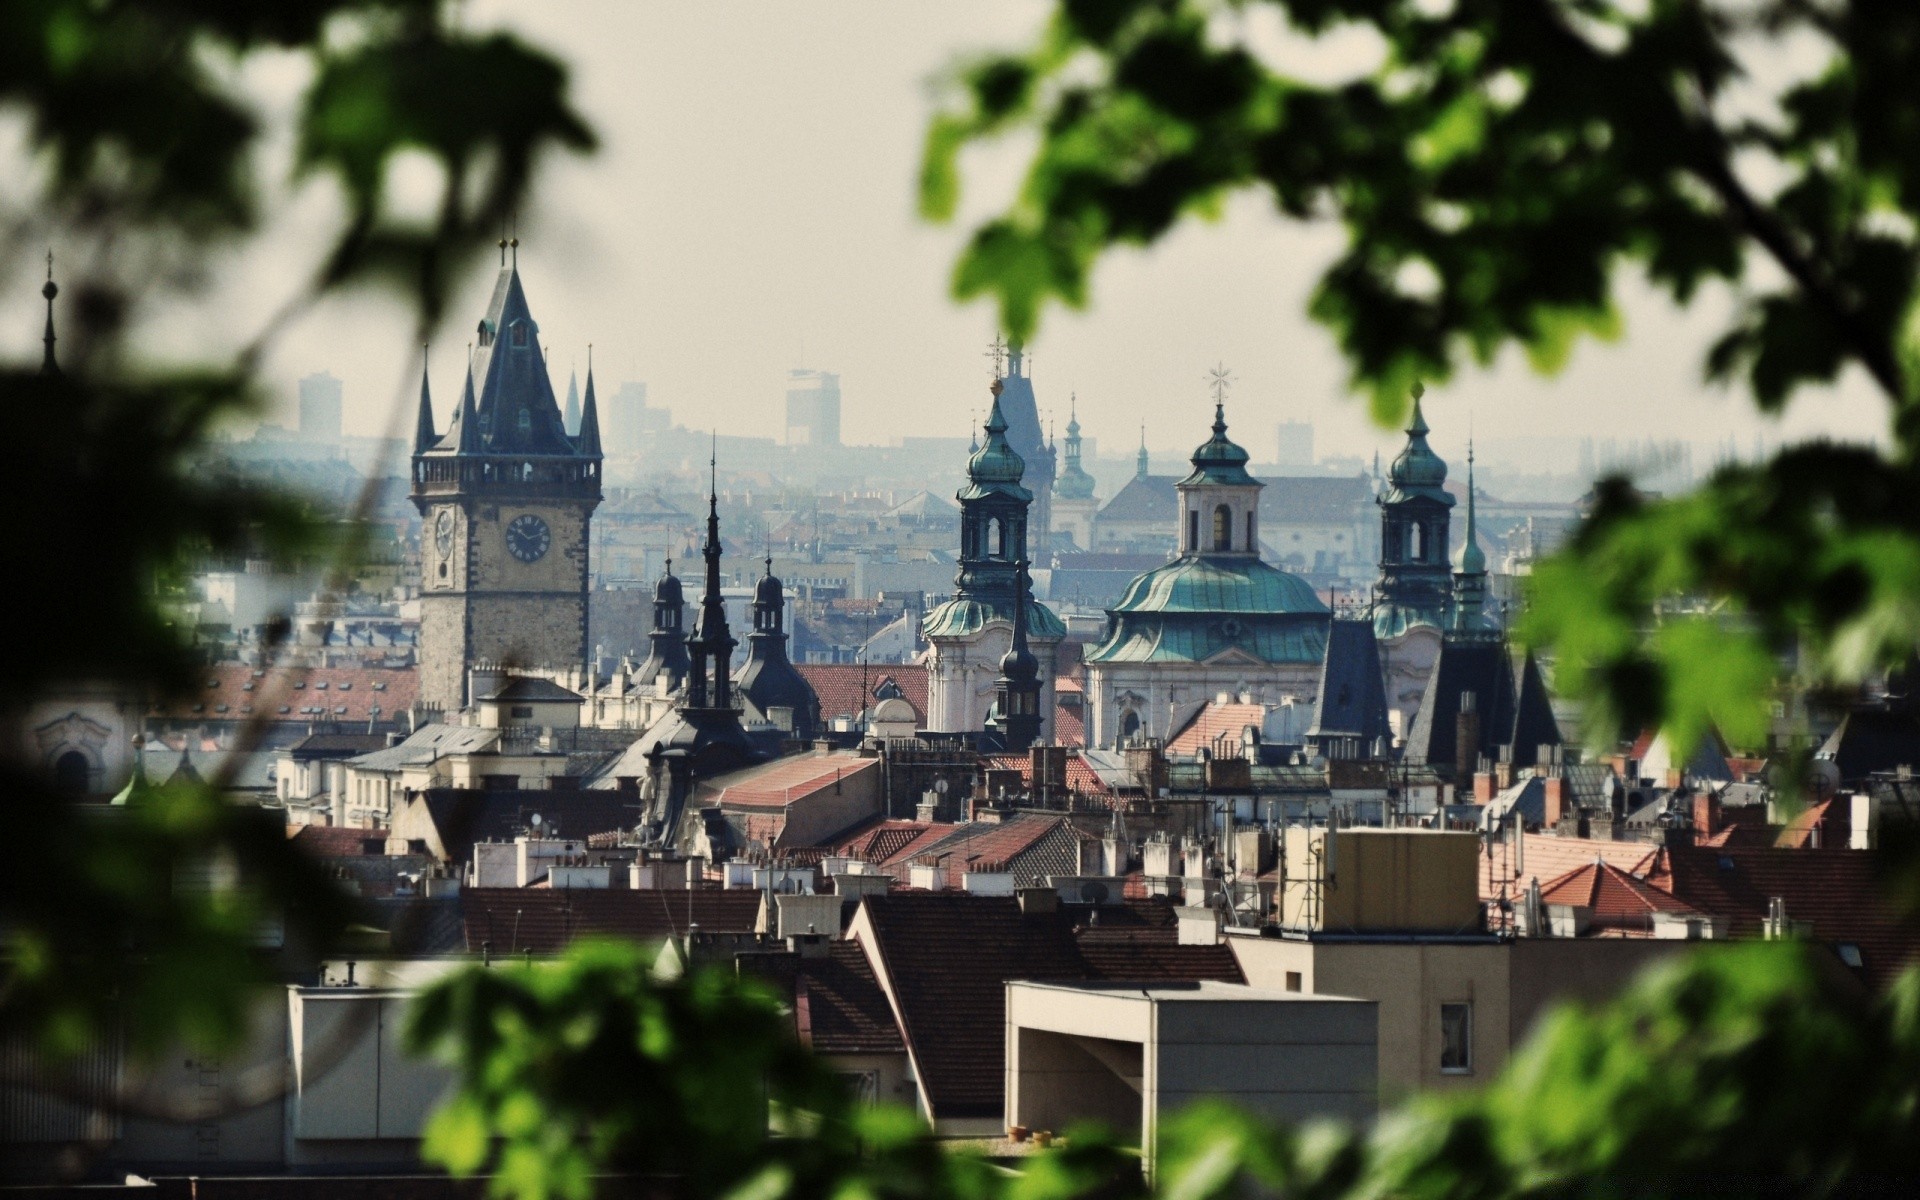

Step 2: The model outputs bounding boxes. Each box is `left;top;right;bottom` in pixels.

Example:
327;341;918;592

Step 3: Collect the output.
984;334;1008;379
1206;362;1234;405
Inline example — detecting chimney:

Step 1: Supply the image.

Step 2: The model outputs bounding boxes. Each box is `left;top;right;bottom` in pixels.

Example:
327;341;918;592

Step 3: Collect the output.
1691;789;1720;843
1454;693;1480;789
1473;770;1495;804
1016;885;1058;916
1543;776;1567;828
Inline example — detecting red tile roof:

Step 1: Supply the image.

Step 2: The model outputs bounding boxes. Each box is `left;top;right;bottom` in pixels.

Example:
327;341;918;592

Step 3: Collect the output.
1483;833;1661;905
1053;705;1085;747
460;888;763;955
797;663;929;725
1166;701;1267;757
1536;859;1698;931
856;893;1242;1119
979;753;1114;798
739;942;904;1056
1650;846;1920;990
707;753;881;809
153;664;417;726
287;824;390;858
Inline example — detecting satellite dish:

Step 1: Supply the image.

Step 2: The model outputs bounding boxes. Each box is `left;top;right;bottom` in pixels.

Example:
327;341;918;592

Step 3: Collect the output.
530;813;544;828
1809;759;1842;798
1082;880;1110;904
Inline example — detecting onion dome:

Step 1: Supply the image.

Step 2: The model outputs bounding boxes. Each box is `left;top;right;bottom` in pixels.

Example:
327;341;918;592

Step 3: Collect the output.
754;569;783;608
1179;401;1257;487
1388;393;1449;494
999;640;1039;682
965;384;1028;489
654;566;683;606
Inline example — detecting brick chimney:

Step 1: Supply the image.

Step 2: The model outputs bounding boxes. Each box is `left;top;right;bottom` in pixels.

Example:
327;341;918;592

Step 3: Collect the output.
1543;775;1566;828
1454;693;1481;790
1691;788;1720;843
1473;770;1495;804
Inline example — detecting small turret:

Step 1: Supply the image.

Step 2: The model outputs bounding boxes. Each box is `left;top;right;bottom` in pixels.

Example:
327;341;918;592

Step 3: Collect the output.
1136;425;1149;481
577;352;603;458
413;347;437;454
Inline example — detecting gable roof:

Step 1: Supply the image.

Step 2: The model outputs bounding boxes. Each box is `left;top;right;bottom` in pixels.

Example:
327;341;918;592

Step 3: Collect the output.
479;677;585;703
1167;701;1268;757
1650;846;1920;990
1308;618;1392;747
402;788;642;864
703;751;881;809
1536;859;1698;930
857;893;1241;1118
797;663;928;725
738;941;905;1055
153;665;417;726
459;888;763;955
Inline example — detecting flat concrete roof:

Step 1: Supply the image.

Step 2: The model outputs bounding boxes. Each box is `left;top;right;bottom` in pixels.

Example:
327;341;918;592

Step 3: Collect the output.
1010;979;1370;1004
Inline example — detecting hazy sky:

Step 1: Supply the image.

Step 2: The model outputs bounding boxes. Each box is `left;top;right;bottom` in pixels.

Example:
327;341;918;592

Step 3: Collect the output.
5;1;1896;471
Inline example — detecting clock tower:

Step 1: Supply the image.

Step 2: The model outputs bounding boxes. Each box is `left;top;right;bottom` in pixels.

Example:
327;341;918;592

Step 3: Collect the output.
411;248;603;714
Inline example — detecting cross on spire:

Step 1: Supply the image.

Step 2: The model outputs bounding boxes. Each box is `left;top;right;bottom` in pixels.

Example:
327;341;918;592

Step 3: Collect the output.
984;334;1008;379
1206;362;1234;406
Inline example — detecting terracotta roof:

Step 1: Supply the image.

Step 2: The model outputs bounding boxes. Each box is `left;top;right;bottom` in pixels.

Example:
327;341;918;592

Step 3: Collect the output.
1773;799;1836;849
857;893;1243;1119
1053;705;1085;747
287;824;390;858
459;888;763;955
1166;701;1268;757
1536;859;1698;930
797;663;929;724
980;753;1114;797
153;664;417;725
706;752;881;809
739;942;904;1056
836;818;945;864
903;814;1082;889
1650;846;1920;990
1484;833;1660;905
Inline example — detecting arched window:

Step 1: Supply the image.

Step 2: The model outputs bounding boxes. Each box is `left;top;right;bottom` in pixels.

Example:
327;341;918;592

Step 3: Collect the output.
1409;521;1425;560
1213;504;1232;552
54;750;91;796
993;517;1007;558
1187;510;1199;552
1120;710;1141;741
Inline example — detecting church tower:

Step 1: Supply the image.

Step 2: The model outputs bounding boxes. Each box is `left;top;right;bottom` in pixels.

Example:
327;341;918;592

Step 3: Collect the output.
634;561;690;693
1372;387;1455;639
738;556;821;740
993;342;1056;554
1051;396;1099;551
1451;441;1496;636
411;247;602;713
923;378;1065;738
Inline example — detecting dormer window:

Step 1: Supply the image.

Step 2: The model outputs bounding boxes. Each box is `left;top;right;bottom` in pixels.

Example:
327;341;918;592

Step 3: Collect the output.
511;321;528;347
518;410;532;436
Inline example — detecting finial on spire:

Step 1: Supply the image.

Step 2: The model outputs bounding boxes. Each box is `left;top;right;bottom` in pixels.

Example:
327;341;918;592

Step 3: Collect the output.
40;248;59;375
984;334;1008;379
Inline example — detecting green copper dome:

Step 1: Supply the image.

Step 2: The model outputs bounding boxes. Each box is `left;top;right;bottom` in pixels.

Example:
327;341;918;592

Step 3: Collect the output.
1179;401;1257;487
1385;395;1449;500
922;596;1066;641
1086;557;1329;665
959;389;1030;501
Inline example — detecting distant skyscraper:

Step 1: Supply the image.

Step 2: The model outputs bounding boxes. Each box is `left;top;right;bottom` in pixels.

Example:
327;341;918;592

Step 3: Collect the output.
1275;420;1314;469
607;381;666;454
298;371;343;441
785;369;841;447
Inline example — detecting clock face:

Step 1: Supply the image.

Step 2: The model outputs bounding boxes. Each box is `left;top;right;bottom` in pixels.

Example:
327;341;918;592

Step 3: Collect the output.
433;509;456;558
505;513;551;563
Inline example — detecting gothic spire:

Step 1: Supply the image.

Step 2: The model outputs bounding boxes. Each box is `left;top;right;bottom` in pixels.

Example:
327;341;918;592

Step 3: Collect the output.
454;352;483;453
690;437;737;710
413;345;437;453
577;346;603;457
563;365;582;435
1460;440;1486;575
40;250;59;376
1136;425;1149;480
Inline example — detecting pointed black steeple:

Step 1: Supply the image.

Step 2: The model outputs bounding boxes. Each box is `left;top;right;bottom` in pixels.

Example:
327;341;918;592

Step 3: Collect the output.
41;251;59;376
577;349;603;458
738;553;820;740
463;250;574;456
1306;618;1393;761
563;366;582;436
989;561;1042;752
453;355;484;454
686;446;737;711
413;346;437;454
636;557;690;692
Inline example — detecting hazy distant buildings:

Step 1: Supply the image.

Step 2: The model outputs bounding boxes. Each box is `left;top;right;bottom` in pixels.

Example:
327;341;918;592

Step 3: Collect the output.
785;369;841;447
299;371;343;441
607;380;669;454
1275;420;1314;468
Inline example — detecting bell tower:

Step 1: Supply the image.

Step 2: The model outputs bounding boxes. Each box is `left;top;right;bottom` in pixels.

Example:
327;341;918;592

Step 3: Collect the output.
411;246;603;714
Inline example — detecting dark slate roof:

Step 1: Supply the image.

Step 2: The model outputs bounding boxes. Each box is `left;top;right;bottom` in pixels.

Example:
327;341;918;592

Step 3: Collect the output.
1259;475;1374;525
858;893;1243;1119
1308;619;1392;745
479;677;585;703
1652;847;1920;991
362;896;467;956
288;824;390;858
1407;640;1512;767
1817;707;1920;785
464;264;575;456
287;732;390;759
413;788;643;864
459;888;764;955
737;942;905;1055
1097;474;1181;523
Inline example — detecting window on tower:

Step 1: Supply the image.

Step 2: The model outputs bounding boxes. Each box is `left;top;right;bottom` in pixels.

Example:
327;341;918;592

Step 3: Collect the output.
1246;510;1256;552
1212;505;1231;552
1187;510;1199;553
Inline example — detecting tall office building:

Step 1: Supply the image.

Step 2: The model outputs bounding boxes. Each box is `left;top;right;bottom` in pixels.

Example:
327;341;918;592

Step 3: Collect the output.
1275;420;1314;468
298;371;343;441
785;369;841;447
